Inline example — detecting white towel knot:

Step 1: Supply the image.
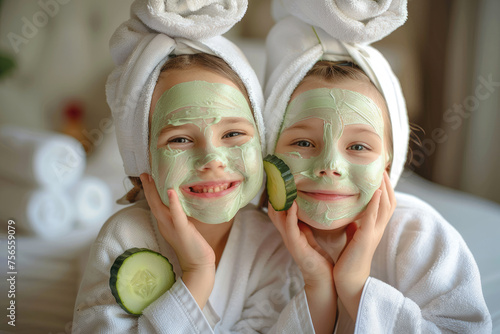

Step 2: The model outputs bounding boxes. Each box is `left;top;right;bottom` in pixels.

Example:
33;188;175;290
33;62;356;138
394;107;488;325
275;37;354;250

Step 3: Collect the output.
133;0;247;40
272;0;407;44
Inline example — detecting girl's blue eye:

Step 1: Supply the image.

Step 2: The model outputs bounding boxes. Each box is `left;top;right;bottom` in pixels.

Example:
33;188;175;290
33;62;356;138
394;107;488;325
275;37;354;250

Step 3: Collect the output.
348;144;367;151
169;137;191;144
294;140;313;148
223;132;243;139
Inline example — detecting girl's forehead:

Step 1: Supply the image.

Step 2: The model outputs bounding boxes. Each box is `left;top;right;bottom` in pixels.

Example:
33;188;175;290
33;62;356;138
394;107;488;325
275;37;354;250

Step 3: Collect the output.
152;81;255;127
282;88;385;138
292;77;384;109
149;67;242;121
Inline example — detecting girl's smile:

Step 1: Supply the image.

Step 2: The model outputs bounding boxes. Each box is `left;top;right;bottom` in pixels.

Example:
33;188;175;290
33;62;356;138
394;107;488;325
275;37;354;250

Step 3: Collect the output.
298;190;357;202
181;180;242;198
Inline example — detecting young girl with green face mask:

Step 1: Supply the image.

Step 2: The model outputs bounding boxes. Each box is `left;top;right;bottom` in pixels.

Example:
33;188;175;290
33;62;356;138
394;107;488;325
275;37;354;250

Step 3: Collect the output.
73;2;306;331
147;57;263;226
268;61;397;332
140;54;265;310
263;15;491;333
273;64;393;231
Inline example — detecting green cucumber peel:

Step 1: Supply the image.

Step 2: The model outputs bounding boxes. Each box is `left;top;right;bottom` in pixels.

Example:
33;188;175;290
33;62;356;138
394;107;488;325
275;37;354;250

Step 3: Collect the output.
109;248;175;315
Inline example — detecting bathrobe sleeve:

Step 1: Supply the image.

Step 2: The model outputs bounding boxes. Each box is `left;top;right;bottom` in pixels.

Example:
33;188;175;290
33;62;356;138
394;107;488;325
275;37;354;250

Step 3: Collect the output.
72;201;214;334
354;194;492;333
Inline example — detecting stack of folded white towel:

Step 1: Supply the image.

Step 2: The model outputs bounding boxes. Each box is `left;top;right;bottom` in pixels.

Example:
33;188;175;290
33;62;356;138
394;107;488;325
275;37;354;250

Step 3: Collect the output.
0;125;112;238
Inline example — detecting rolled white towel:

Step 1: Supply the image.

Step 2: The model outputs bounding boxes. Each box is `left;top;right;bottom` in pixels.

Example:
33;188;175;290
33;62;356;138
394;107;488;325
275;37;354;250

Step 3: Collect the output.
69;176;112;228
0;179;74;238
132;0;247;40
272;0;408;44
0;125;86;188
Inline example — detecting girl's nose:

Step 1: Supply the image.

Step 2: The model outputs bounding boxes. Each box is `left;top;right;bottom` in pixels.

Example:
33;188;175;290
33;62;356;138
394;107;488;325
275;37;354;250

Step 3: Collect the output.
314;146;347;179
194;134;228;172
197;156;225;171
318;169;343;177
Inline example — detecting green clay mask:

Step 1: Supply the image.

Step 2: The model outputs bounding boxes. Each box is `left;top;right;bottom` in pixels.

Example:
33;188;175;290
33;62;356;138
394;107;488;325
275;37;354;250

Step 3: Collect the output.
150;81;263;224
275;88;386;228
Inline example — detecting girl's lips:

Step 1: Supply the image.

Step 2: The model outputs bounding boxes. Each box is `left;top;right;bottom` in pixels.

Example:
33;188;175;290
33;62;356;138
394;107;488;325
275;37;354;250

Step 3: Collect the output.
181;181;241;199
299;190;355;202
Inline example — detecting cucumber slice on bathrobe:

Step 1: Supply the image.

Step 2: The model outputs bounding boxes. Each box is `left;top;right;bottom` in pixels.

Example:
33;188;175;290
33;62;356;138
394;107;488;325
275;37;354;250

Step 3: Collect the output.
109;248;175;315
263;154;297;211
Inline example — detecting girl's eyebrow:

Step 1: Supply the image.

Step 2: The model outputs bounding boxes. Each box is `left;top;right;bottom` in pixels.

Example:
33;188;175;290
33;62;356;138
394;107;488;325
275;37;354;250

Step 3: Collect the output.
344;125;380;136
216;117;253;127
158;123;193;136
159;117;252;136
355;128;378;135
282;123;316;133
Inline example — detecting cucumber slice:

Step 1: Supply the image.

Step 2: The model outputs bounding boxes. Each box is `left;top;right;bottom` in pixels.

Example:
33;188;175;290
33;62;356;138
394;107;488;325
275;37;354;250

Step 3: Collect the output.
109;248;175;315
263;154;297;211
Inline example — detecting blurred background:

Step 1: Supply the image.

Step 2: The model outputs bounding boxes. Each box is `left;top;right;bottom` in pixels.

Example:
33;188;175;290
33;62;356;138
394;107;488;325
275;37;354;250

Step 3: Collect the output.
0;0;499;333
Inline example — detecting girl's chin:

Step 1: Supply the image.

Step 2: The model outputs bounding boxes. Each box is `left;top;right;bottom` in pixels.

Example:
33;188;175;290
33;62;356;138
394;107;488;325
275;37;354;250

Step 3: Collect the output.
297;210;357;231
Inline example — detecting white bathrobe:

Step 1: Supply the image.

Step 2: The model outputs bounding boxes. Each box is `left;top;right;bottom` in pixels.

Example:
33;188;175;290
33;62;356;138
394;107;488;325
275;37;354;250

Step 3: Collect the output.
72;201;315;333
72;194;491;333
281;192;492;333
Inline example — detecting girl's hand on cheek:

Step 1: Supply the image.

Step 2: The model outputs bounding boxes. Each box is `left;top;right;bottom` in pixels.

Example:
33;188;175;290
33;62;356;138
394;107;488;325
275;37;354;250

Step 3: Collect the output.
268;202;337;334
268;202;333;284
141;173;215;308
333;171;396;321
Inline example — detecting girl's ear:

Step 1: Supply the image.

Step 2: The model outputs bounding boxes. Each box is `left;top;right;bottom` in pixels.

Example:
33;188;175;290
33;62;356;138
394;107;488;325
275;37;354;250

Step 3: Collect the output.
385;160;392;174
384;150;392;173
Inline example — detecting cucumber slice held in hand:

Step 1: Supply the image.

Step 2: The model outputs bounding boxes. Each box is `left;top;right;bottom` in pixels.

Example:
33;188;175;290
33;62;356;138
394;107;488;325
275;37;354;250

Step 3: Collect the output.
263;154;297;211
109;248;175;315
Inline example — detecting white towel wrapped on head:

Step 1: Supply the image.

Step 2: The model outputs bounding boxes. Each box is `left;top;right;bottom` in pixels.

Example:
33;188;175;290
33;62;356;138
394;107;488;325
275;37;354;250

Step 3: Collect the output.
106;0;264;177
264;16;409;187
132;0;247;39
272;0;408;44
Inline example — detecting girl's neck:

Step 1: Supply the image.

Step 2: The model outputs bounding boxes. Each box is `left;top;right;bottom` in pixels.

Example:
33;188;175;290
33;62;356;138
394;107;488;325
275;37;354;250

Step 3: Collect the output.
311;224;349;263
192;218;233;268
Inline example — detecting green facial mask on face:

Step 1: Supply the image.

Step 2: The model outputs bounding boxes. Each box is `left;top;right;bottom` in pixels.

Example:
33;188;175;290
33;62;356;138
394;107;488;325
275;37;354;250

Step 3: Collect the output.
276;88;386;227
150;81;263;224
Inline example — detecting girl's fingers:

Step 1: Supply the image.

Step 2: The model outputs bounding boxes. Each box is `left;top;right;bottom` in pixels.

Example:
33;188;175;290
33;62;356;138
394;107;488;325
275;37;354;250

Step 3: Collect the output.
337;222;358;263
345;222;357;245
268;203;287;236
285;202;300;241
378;174;391;215
376;172;396;232
300;223;316;248
300;223;332;262
166;189;189;228
361;189;381;228
385;172;397;210
140;173;171;222
382;173;392;204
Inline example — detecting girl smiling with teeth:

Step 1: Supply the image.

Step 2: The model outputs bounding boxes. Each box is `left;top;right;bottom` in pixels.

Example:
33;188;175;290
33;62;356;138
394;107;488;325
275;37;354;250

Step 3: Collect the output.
146;63;263;225
75;51;302;331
